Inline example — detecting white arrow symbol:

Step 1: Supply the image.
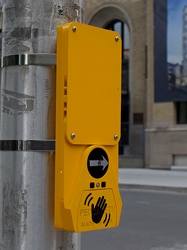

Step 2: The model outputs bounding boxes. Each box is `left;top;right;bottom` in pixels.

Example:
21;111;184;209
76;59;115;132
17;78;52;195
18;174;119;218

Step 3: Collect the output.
89;156;108;171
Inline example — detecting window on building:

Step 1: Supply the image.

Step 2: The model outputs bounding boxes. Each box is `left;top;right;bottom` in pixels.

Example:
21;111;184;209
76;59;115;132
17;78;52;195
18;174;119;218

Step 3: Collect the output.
106;21;130;92
106;21;129;49
105;20;130;154
176;102;187;124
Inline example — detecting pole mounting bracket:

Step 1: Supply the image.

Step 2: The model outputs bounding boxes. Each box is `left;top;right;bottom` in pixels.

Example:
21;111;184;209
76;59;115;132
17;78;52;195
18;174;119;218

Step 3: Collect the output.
1;53;56;68
0;140;55;151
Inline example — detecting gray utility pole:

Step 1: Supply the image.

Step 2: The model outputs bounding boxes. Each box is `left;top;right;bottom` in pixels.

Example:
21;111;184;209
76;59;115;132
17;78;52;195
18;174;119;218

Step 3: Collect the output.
0;0;83;249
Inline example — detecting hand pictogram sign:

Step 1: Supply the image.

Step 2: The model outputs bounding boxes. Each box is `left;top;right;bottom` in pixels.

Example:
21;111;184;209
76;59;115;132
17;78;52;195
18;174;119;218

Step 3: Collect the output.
91;196;107;224
83;193;111;227
77;189;117;231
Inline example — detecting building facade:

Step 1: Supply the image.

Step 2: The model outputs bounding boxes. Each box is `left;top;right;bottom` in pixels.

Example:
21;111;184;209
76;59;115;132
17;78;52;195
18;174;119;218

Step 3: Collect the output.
1;1;187;168
84;0;187;169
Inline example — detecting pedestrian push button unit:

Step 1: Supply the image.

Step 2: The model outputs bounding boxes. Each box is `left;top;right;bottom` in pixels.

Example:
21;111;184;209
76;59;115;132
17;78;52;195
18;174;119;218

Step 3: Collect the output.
55;22;122;232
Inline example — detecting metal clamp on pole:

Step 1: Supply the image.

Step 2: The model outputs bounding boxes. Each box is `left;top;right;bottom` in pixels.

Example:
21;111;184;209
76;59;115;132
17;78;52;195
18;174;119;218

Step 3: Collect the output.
0;140;55;151
1;53;56;67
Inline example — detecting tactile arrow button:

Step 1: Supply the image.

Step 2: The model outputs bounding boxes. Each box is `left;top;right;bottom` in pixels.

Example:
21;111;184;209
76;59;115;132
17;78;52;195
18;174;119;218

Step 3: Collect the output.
89;156;108;171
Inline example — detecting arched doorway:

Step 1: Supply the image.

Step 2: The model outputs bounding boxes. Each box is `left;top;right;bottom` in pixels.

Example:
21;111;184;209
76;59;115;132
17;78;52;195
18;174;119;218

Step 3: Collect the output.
87;7;131;155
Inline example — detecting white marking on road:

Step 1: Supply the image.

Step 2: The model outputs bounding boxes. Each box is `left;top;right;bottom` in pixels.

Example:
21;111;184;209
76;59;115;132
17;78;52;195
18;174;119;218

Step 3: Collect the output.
135;200;151;205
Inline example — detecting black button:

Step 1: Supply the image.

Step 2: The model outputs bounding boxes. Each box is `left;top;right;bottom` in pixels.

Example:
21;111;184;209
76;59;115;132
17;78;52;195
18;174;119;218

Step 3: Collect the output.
87;148;109;179
90;182;95;188
101;182;106;188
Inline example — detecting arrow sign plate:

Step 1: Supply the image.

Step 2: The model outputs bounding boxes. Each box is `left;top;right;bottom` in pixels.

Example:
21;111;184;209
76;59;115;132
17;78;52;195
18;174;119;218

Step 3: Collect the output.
87;148;109;179
89;156;108;171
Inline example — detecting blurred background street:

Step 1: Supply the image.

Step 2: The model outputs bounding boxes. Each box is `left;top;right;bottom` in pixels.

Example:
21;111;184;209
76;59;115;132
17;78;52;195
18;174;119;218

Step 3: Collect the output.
82;188;187;250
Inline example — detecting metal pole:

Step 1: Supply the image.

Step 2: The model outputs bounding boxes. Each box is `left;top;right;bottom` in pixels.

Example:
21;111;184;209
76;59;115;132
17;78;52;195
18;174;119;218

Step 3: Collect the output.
0;0;83;249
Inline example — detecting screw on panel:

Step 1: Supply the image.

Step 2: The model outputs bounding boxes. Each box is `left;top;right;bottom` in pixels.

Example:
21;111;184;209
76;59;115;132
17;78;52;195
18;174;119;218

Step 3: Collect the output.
114;135;118;140
115;36;119;42
71;133;76;139
96;183;100;188
72;26;77;32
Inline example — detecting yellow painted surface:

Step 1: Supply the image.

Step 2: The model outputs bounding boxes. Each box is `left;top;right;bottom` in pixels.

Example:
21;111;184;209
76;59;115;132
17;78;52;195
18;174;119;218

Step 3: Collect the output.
55;22;122;232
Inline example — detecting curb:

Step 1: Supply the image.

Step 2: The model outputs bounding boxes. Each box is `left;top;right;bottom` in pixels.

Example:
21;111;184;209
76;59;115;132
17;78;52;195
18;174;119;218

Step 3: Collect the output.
170;166;187;171
119;184;187;193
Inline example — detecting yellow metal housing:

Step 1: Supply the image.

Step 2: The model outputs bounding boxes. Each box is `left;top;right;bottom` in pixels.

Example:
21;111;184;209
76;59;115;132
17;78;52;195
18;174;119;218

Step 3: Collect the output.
55;22;122;232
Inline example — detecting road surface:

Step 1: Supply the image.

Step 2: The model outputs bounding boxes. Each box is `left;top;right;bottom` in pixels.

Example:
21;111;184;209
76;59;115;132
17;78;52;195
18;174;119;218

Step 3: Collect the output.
81;189;187;250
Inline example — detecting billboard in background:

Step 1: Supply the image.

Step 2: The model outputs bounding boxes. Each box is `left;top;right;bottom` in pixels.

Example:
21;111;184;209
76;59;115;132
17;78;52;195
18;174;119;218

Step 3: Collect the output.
154;0;187;102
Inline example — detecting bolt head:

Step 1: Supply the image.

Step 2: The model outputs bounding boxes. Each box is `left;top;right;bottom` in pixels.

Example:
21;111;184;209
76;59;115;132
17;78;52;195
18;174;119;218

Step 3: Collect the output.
71;133;76;139
115;36;119;42
72;26;77;32
114;135;118;140
96;183;100;188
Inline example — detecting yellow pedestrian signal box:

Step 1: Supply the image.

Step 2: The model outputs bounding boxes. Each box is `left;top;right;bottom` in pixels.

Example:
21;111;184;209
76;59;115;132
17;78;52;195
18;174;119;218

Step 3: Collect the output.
55;22;122;232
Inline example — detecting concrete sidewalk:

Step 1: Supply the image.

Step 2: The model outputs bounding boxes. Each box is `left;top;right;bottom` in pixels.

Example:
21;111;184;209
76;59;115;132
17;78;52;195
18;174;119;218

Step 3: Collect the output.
118;168;187;191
